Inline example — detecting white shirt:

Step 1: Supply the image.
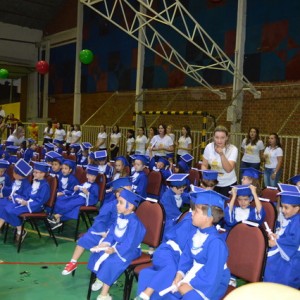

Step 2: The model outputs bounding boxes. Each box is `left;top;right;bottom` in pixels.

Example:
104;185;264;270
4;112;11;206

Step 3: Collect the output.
44;127;53;139
241;139;264;163
264;146;283;169
126;137;135;153
110;132;121;145
54;129;66;141
135;135;147;154
7;134;25;146
150;134;173;156
97;132;107;149
177;136;192;156
203;142;238;187
71;130;82;143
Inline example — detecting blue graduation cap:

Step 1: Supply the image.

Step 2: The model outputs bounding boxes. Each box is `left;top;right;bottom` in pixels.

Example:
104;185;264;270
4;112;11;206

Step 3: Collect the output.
107;177;132;190
119;188;144;207
0;159;10;169
89;152;95;160
288;174;300;185
190;190;229;211
115;156;129;167
27;138;36;144
180;153;194;163
278;183;300;193
157;156;169;167
81;142;93;151
44;143;55;151
166;173;189;187
33;162;50;173
86;164;99;176
62;159;76;171
132;154;149;165
14;159;33;177
5;141;14;146
45;151;62;162
6;145;19;154
69;143;81;152
232;185;253;200
94;150;107;161
53;139;64;145
277;191;300;205
200;170;219;181
241;167;263;179
177;159;190;173
190;185;205;192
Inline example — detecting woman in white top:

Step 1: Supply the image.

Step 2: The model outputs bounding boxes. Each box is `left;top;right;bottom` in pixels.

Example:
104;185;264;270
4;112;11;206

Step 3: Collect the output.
43;120;53;144
126;129;135;162
134;127;147;155
7;126;25;146
201;125;238;196
54;122;66;142
95;124;107;150
241;127;264;170
150;124;174;158
109;124;121;160
176;125;192;164
71;124;82;144
145;126;158;157
65;124;74;150
263;133;283;187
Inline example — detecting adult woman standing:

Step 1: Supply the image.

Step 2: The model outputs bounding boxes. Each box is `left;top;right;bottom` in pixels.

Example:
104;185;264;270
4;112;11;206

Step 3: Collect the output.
176;125;192;163
134;127;147;155
145;126;157;157
71;124;82;144
109;125;121;160
54;122;66;142
241;127;264;170
95;124;107;150
201;125;238;196
150;124;174;157
7;126;25;146
43;120;53;144
263;133;283;187
65;124;74;150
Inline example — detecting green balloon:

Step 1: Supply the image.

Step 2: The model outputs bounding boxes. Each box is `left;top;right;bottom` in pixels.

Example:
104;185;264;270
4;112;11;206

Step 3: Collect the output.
79;49;94;64
0;68;9;79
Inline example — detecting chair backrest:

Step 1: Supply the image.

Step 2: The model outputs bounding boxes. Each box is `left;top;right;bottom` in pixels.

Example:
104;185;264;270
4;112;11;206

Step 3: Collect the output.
96;173;106;202
143;167;150;176
188;168;200;186
45;175;58;208
135;201;165;248
75;166;87;184
6;164;14;181
146;171;162;197
176;210;190;223
226;222;268;283
261;188;279;202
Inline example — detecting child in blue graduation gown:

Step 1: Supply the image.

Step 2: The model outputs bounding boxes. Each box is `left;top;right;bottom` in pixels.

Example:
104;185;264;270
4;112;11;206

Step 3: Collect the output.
131;155;148;198
61;177;132;276
160;174;190;240
164;190;230;300
0;162;50;243
88;189;146;300
94;150;114;183
45;151;63;178
23;138;38;163
224;185;265;231
49;164;99;229
77;142;92;167
0;159;12;198
264;191;300;289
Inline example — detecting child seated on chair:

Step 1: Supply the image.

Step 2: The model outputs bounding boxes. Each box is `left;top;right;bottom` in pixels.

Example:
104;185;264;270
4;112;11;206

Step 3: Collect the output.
23;138;38;163
88;188;146;300
131;155;148;198
0;161;50;243
160;174;190;240
164;190;230;300
94;150;114;183
264;191;300;289
5;145;19;164
199;170;219;191
48;164;99;230
240;167;263;196
61;177;132;278
0;159;12;198
77;142;93;167
45;151;63;178
288;174;300;188
224;185;265;230
53;139;64;154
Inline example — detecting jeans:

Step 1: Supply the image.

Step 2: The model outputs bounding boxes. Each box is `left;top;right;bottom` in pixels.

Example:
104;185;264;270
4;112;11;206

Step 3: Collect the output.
240;161;261;170
264;168;282;188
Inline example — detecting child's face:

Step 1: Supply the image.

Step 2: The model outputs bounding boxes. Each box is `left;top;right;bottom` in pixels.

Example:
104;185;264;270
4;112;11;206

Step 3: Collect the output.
98;159;107;166
33;170;46;180
86;173;97;183
192;206;211;229
241;176;252;185
13;171;24;180
296;181;300;187
156;162;164;169
237;196;251;209
52;161;61;172
134;160;144;172
61;165;72;176
0;168;6;176
116;196;133;214
30;144;37;150
171;186;185;195
282;203;300;219
115;160;124;172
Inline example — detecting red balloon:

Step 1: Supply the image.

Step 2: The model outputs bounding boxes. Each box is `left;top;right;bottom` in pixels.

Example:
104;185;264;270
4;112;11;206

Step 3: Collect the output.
36;60;49;75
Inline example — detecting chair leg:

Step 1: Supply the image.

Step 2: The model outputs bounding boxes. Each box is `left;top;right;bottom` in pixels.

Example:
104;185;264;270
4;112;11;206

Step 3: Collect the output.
43;219;58;247
3;222;9;243
81;212;89;230
32;220;42;238
123;268;135;300
74;215;81;242
87;272;96;300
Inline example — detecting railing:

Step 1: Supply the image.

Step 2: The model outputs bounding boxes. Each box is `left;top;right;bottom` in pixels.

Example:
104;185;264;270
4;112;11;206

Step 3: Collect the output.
16;123;300;183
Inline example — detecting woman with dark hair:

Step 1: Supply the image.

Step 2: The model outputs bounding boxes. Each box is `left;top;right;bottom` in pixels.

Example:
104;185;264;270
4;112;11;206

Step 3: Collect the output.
150;124;174;157
43;120;53;144
109;124;121;160
240;127;265;170
263;133;283;187
176;125;192;164
54;122;66;142
95;124;107;150
134;127;147;155
145;126;157;157
71;124;82;144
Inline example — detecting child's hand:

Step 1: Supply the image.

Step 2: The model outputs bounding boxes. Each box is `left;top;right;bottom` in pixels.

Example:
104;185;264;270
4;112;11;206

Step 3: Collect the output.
268;233;277;247
173;273;183;287
231;187;237;197
249;184;257;194
100;232;107;238
57;192;64;197
74;186;79;191
178;283;193;295
105;247;115;254
82;187;88;194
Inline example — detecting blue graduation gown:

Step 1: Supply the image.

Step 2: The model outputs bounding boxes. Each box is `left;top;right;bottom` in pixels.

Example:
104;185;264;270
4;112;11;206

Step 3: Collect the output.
98;164;114;182
87;213;146;286
165;226;230;300
53;181;99;221
264;214;300;288
131;171;148;198
77;199;118;249
49;169;62;178
0;173;13;197
0;179;50;226
137;213;195;299
57;174;79;195
160;188;190;240
23;148;35;162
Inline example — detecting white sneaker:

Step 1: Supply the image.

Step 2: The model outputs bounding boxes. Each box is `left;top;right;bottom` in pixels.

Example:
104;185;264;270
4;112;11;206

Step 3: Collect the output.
96;294;112;300
92;278;103;291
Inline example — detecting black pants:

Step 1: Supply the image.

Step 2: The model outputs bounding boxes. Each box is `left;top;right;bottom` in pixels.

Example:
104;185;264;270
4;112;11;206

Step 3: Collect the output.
110;145;119;161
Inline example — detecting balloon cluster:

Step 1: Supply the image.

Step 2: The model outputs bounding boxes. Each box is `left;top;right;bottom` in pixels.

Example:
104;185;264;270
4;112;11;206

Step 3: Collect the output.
0;68;9;79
